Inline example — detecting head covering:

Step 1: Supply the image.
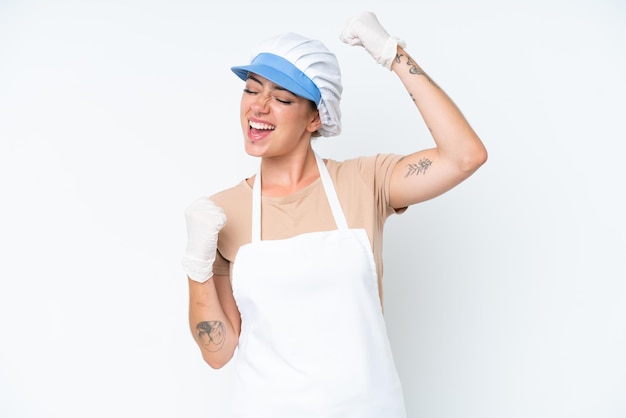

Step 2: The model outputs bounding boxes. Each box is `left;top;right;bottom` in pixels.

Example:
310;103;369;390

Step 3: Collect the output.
231;32;343;137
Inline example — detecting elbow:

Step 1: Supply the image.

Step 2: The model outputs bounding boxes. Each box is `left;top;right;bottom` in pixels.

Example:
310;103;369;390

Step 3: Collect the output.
206;360;228;370
475;144;489;168
202;352;234;370
200;337;237;369
460;142;488;174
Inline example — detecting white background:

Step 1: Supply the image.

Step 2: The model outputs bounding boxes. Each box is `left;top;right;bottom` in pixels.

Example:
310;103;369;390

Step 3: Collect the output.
1;0;625;417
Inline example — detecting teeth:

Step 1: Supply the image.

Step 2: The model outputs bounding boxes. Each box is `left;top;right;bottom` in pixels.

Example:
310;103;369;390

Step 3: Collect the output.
250;121;275;130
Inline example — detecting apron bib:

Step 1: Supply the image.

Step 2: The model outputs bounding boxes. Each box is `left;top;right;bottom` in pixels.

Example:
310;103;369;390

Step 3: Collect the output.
230;154;406;418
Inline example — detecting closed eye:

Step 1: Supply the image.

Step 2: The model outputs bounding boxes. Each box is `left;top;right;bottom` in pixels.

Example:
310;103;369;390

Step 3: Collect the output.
244;88;292;104
274;96;292;105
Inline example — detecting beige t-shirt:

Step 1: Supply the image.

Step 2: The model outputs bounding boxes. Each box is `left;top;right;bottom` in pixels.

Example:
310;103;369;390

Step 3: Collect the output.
210;154;406;299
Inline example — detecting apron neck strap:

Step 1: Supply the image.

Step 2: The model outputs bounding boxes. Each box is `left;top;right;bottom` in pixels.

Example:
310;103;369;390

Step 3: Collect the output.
251;153;348;242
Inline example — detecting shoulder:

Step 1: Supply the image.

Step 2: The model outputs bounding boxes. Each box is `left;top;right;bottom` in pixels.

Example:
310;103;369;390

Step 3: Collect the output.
209;179;253;255
326;153;403;170
209;179;252;214
325;154;404;182
326;154;406;215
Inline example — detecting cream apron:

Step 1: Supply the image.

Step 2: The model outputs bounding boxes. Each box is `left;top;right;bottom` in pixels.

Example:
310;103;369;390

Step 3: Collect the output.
230;154;406;418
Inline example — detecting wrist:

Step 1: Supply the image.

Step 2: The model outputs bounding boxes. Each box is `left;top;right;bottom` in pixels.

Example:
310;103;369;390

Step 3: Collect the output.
381;37;406;70
182;254;214;283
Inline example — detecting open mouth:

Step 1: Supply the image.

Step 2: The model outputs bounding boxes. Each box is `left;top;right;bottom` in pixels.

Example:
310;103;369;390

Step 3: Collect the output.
249;121;275;131
249;120;275;141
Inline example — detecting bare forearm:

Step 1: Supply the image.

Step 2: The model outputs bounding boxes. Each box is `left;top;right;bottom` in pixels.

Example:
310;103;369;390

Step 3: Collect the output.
188;276;239;369
391;47;487;171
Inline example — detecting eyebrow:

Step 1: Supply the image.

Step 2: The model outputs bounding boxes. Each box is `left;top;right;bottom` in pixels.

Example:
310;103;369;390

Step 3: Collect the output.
246;74;293;95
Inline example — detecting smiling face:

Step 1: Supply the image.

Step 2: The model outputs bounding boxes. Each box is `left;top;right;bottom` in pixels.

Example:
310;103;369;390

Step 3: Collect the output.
240;73;321;158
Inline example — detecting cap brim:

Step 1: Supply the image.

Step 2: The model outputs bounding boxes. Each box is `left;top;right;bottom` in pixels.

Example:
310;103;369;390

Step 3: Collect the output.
231;52;322;105
231;64;319;104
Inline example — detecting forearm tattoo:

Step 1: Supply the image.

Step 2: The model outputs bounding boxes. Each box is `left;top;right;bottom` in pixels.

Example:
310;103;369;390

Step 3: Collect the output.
395;53;440;90
405;158;433;178
196;321;225;352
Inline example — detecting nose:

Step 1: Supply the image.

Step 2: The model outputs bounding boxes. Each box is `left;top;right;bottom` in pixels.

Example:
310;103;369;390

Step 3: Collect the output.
251;92;270;115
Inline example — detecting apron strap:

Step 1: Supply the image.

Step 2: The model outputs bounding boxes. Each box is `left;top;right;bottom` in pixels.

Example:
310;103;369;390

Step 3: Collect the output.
251;152;348;242
314;153;348;231
252;165;262;243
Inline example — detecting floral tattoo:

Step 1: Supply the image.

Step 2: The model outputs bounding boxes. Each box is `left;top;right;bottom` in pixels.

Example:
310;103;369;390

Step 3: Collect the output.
405;158;433;178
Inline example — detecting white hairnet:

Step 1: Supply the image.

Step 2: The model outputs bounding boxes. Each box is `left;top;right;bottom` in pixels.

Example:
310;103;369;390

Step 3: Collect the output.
232;33;343;137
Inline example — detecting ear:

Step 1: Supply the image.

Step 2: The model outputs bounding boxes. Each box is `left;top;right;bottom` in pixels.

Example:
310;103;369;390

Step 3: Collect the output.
306;111;322;134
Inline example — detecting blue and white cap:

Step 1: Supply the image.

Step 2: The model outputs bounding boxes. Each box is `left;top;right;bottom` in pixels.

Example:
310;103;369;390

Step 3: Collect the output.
231;33;343;137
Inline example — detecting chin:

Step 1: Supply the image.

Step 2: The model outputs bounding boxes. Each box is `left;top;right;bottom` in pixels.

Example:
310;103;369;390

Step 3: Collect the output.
243;141;265;158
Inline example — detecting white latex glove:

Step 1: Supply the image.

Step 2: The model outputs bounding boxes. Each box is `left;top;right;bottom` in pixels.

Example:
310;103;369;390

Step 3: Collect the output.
340;11;406;70
181;197;227;283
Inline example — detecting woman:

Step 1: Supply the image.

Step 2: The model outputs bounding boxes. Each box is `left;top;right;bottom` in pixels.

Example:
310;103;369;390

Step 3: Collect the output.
182;11;487;418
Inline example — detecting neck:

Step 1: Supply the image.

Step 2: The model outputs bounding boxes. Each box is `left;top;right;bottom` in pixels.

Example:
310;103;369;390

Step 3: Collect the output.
257;147;319;197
